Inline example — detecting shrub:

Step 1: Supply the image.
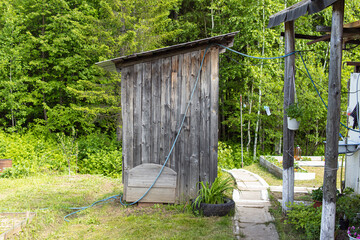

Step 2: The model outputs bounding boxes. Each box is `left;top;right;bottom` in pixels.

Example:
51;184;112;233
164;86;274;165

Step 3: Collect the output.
311;187;323;202
285;203;322;239
0;130;122;178
218;141;253;169
337;193;360;225
77;132;122;178
0;131;66;178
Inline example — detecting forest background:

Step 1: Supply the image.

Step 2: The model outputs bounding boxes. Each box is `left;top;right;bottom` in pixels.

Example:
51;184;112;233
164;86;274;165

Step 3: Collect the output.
0;0;359;178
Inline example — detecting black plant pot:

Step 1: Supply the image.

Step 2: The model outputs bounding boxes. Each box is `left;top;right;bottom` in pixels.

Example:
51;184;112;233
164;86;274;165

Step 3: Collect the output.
193;198;235;217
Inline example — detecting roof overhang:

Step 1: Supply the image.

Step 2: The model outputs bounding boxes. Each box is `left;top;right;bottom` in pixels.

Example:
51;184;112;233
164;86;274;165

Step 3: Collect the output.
268;0;338;28
96;31;238;72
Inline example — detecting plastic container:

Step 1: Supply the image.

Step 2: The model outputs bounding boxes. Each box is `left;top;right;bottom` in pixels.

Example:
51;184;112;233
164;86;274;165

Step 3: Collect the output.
294;145;301;161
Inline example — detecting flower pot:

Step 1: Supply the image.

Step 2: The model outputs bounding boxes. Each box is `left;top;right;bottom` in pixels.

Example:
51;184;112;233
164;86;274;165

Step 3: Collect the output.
287;117;300;130
349;234;357;240
193;198;235;217
313;200;322;208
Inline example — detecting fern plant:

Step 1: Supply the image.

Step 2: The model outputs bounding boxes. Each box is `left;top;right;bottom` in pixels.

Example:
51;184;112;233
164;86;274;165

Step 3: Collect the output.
193;177;234;208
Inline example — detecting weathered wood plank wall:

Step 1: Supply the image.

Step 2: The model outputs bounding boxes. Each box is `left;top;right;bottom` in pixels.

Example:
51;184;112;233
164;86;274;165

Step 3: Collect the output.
122;46;220;202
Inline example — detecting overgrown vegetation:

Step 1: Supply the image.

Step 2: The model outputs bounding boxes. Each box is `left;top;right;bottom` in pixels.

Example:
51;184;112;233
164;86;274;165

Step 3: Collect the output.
0;131;122;178
269;188;360;240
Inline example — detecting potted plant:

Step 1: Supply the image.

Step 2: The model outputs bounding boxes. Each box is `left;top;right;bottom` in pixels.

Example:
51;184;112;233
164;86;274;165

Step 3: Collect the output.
311;187;323;208
285;103;303;130
348;226;360;239
192;176;235;217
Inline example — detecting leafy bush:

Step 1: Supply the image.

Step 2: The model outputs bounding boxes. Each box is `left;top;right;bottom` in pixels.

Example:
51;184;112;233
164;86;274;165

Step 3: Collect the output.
337;193;360;225
0;130;122;178
285;203;322;239
0;131;66;178
78;149;122;178
311;187;323;202
77;132;122;178
218;141;253;169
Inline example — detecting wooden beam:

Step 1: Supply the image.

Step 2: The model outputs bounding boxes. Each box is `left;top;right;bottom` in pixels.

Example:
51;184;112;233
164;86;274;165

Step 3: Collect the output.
345;62;360;73
316;26;332;32
307;34;331;45
317;25;360;33
282;20;295;213
280;32;320;40
344;20;360;28
320;0;344;239
307;32;360;45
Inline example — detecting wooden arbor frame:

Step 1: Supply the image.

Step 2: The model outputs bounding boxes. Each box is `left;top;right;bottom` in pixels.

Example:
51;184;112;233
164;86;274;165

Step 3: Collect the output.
268;0;349;239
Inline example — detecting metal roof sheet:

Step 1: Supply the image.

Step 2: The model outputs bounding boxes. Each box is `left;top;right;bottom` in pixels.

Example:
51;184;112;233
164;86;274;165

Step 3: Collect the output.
96;31;238;71
268;0;338;28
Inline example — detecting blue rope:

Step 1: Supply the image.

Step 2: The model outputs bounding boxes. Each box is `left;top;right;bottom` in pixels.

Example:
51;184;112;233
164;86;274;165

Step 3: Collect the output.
64;194;119;222
216;43;297;60
298;52;359;134
119;45;212;206
219;44;356;135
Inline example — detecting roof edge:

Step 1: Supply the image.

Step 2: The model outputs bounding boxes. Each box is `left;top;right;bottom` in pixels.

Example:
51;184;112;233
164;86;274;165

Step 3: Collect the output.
96;31;238;71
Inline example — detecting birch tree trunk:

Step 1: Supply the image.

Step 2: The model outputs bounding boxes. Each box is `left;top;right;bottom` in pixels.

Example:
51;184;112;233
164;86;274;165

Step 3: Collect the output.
246;83;253;152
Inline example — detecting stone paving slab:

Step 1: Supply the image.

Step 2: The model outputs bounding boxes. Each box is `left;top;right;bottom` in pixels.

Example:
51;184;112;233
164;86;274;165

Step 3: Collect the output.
269;185;317;193
237;191;263;201
226;169;279;240
237;206;274;223
237;181;264;188
238;222;279;240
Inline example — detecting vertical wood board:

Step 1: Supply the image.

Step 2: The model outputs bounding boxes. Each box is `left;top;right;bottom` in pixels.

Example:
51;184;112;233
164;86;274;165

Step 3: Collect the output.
142;62;152;164
210;47;219;182
133;63;143;168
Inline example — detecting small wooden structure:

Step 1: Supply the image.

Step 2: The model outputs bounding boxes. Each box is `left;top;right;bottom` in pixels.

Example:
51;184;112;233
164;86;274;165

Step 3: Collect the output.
97;32;237;203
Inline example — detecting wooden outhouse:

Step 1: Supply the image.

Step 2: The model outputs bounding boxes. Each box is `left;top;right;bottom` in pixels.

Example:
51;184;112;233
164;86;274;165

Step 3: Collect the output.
97;32;237;203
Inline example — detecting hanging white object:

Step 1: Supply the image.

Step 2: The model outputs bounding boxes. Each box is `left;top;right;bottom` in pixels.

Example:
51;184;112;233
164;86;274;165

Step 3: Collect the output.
264;106;271;116
287;117;300;130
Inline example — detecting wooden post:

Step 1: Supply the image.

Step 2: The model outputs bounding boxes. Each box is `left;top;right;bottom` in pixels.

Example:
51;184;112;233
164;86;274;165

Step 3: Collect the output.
320;0;344;239
282;20;295;212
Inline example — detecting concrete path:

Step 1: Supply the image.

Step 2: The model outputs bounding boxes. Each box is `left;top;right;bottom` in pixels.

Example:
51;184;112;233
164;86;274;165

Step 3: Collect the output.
227;169;279;240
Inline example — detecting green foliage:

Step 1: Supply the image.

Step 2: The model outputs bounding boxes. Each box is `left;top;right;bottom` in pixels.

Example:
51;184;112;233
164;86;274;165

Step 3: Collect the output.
311;187;323;202
56;128;79;175
193;176;234;208
0;130;65;178
336;192;360;225
218;141;253;169
0;130;122;178
286;103;303;120
285;203;322;240
77;132;122;178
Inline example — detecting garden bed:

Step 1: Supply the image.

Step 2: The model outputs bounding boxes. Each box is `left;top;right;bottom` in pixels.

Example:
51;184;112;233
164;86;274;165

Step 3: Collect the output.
0;212;35;240
259;156;315;180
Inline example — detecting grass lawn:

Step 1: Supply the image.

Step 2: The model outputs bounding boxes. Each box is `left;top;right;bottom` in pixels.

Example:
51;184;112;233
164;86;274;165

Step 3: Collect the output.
0;174;233;239
243;162;344;189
